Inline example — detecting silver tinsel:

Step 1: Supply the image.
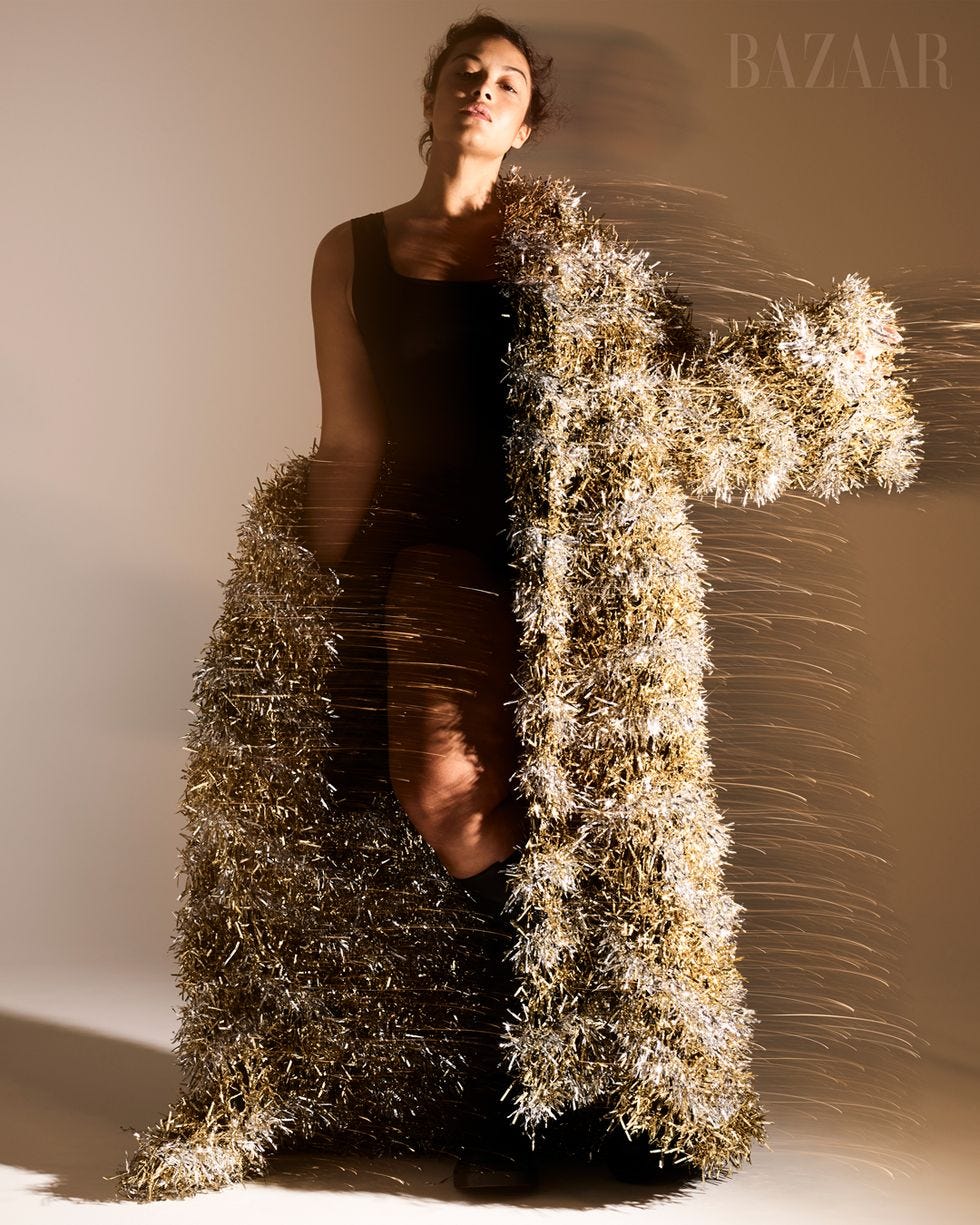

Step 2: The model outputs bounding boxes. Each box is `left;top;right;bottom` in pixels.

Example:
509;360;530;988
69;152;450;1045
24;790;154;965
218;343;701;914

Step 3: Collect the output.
114;167;922;1200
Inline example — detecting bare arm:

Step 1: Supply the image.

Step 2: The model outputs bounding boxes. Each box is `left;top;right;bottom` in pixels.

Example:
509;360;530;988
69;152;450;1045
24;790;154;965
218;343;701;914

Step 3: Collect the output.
301;220;388;569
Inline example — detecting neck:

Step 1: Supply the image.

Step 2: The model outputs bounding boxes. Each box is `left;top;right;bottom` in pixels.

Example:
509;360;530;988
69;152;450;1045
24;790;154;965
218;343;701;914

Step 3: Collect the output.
409;146;510;221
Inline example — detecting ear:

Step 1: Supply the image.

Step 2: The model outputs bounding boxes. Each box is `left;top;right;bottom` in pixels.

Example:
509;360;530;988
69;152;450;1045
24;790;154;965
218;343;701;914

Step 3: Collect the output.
422;90;434;121
511;121;532;150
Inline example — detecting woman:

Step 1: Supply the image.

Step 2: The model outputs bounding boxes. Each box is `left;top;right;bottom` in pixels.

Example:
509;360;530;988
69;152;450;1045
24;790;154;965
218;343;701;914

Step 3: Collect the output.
116;9;921;1205
301;11;561;1193
303;14;542;891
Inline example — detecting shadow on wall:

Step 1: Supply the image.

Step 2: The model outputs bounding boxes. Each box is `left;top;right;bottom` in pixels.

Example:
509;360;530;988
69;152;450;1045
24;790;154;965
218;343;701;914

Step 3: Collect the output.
510;20;700;177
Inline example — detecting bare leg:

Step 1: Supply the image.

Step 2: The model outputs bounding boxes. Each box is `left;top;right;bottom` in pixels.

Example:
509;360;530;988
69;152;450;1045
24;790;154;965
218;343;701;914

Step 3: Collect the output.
384;544;536;1186
383;542;529;879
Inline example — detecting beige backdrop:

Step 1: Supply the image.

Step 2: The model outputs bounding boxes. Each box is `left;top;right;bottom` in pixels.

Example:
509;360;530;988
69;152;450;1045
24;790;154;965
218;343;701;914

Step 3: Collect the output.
2;0;977;1112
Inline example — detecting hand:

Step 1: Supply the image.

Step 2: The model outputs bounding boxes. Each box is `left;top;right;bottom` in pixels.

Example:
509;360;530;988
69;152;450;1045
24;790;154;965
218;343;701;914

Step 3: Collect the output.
873;321;902;347
854;321;901;366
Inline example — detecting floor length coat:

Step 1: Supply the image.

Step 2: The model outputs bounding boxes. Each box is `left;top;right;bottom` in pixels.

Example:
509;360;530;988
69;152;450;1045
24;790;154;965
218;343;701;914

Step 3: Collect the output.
115;167;922;1201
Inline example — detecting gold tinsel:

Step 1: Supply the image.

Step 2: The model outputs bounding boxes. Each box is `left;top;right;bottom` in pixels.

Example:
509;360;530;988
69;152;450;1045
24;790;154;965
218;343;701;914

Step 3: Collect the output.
113;167;923;1200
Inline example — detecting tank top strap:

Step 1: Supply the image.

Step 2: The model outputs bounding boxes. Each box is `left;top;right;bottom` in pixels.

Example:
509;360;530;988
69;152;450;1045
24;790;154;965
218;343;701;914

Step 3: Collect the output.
350;212;391;340
350;212;387;279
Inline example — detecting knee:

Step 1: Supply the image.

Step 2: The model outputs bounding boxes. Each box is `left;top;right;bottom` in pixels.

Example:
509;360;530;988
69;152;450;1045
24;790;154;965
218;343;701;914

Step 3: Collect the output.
390;753;512;846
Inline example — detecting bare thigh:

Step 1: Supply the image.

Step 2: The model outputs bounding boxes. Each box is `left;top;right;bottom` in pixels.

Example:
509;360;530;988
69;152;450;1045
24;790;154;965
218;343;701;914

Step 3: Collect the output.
383;543;521;866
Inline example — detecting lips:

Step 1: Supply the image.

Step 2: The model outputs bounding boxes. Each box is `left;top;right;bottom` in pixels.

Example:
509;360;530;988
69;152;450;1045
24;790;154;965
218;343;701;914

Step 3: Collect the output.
464;105;491;122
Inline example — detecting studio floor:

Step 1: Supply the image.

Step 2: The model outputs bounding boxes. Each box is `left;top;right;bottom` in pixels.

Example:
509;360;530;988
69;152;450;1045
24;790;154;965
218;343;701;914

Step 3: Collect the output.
1;964;976;1224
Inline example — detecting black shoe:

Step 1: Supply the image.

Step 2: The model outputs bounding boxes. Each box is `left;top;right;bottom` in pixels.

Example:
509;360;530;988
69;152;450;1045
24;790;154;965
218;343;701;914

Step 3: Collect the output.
451;846;537;1194
604;1127;701;1184
451;1037;538;1194
452;1123;538;1192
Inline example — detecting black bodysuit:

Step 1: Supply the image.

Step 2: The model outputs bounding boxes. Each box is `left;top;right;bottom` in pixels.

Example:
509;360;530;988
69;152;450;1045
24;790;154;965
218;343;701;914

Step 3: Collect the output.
346;210;516;589
327;211;517;800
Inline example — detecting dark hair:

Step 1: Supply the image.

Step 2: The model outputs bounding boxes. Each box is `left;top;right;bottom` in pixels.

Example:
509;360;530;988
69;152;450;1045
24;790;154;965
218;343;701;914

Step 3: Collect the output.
418;10;558;164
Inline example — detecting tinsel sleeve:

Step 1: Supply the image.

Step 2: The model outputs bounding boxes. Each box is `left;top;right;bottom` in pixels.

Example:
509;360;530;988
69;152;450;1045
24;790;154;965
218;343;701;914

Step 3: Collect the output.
653;274;924;504
112;459;346;1198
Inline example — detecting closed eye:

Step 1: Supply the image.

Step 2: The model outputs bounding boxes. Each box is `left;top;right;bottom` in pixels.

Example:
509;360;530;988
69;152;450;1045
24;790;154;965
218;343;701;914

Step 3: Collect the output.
457;69;519;93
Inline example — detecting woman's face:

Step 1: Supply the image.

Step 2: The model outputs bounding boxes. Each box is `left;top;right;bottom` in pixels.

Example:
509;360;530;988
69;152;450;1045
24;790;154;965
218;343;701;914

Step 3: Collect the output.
424;34;533;160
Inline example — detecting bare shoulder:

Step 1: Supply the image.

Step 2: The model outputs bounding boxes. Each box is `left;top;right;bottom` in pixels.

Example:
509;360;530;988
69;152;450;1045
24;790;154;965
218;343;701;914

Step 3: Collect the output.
308;216;387;452
314;218;354;274
312;219;356;321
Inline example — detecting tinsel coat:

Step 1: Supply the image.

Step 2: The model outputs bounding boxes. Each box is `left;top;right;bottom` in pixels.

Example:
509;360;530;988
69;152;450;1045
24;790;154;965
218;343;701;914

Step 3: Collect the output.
115;167;922;1200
